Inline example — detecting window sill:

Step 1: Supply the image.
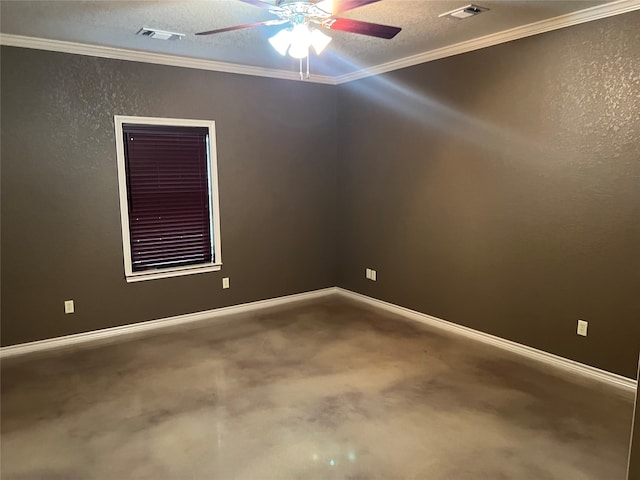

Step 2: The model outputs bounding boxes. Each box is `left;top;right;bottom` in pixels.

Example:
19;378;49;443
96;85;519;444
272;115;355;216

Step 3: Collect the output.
125;263;222;283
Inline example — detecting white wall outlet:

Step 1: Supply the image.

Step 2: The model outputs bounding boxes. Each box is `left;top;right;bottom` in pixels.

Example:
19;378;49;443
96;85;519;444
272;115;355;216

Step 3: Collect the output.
577;319;588;337
365;268;372;280
222;277;230;289
64;300;74;314
371;269;377;281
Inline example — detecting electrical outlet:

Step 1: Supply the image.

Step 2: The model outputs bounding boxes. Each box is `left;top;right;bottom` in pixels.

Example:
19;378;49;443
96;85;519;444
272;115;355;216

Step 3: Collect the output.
222;277;230;289
64;300;74;314
577;319;588;337
370;269;377;281
365;268;372;280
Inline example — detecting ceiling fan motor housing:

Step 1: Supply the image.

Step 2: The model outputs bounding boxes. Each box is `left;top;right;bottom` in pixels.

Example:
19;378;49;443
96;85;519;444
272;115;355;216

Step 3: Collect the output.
270;1;333;24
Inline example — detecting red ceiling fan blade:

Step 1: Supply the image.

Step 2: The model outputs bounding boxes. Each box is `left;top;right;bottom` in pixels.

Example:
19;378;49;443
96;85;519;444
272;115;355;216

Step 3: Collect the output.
322;18;401;39
196;19;286;36
329;0;382;15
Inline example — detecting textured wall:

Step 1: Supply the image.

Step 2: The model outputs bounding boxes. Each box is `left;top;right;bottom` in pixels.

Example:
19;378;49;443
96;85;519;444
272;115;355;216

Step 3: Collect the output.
336;11;640;378
2;12;639;379
1;47;337;346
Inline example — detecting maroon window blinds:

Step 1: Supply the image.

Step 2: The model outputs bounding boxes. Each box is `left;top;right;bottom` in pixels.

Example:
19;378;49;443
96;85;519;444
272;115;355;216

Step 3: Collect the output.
122;124;213;272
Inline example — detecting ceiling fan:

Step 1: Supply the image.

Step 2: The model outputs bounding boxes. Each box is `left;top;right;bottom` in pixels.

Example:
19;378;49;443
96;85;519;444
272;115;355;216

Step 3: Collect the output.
196;0;402;79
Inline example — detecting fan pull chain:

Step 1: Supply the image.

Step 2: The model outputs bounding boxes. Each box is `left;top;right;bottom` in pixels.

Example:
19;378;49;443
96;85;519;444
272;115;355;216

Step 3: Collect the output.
297;54;311;80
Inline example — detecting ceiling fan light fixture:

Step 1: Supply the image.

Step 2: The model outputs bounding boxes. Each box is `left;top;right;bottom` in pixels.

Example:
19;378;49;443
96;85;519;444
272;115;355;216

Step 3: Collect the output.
288;42;309;59
310;28;332;55
268;28;292;56
288;24;312;59
200;0;401;80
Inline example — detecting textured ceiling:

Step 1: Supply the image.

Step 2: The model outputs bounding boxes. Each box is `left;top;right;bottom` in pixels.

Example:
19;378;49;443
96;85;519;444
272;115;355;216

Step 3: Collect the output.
0;0;615;77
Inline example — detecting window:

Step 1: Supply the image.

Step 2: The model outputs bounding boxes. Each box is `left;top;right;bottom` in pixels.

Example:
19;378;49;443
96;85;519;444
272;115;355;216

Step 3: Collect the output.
114;116;222;282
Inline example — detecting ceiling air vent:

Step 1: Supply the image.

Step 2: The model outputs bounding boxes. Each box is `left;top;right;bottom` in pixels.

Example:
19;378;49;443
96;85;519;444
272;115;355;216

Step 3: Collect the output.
136;27;184;41
439;4;489;19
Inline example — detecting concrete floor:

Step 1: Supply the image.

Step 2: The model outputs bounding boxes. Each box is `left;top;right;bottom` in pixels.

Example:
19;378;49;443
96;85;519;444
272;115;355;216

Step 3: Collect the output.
1;298;634;479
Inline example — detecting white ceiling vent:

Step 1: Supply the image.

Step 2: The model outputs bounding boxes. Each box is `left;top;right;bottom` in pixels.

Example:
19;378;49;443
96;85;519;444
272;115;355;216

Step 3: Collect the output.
439;5;489;20
136;27;184;41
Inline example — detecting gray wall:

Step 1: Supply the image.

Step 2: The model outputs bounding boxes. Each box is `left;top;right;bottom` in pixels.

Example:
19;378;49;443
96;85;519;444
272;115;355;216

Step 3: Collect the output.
2;12;639;380
1;47;338;346
2;15;640;475
336;11;640;379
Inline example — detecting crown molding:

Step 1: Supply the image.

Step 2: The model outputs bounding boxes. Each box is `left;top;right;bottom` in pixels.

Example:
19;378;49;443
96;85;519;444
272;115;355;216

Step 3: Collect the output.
334;0;640;84
1;0;638;86
0;33;338;85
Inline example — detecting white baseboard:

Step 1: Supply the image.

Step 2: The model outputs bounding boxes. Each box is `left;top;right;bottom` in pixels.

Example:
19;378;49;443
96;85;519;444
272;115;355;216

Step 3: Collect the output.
2;286;635;392
335;288;637;392
0;287;338;359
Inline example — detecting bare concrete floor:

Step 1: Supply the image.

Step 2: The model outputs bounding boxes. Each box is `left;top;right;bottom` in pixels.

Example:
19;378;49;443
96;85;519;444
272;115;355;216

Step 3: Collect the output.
1;298;635;479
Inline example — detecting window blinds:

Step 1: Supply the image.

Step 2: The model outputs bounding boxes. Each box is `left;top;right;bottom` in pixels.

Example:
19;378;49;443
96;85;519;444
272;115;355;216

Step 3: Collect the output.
122;124;213;272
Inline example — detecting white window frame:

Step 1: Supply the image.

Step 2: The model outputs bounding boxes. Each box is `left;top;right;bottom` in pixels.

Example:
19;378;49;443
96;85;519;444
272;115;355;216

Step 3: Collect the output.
114;115;222;282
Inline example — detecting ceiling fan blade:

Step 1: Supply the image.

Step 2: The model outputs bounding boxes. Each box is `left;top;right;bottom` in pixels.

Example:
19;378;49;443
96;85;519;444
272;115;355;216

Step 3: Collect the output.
324;0;382;15
322;18;401;39
196;19;286;36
